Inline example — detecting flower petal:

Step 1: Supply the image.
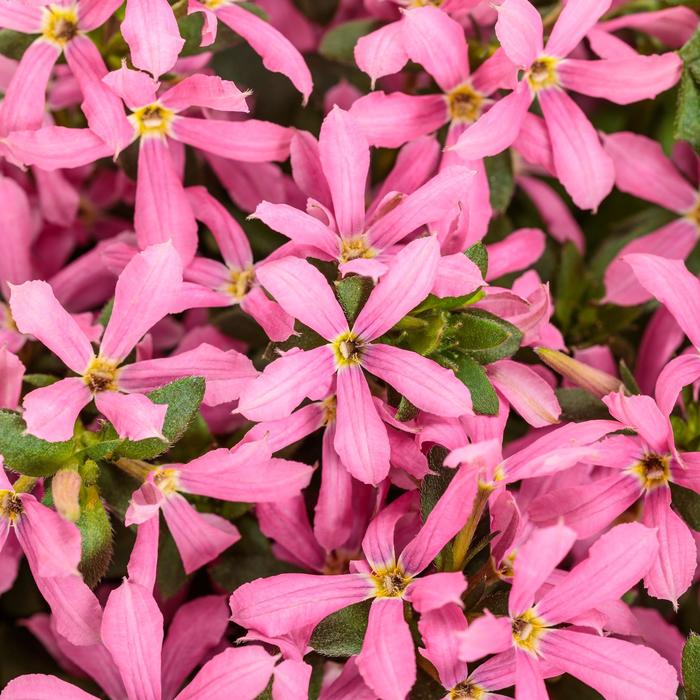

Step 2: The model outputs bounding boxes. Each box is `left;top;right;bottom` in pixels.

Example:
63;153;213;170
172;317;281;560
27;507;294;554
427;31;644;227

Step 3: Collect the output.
21;379;92;442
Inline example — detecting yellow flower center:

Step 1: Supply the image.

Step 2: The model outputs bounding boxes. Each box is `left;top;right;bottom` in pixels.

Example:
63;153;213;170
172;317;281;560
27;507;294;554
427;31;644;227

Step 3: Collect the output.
447;84;485;124
372;564;412;598
686;198;700;229
410;0;444;6
153;468;180;495
331;331;364;367
450;681;485;699
339;235;376;264
629;453;671;491
526;56;560;92
224;266;255;301
42;4;79;47
512;608;547;655
202;0;229;7
321;395;337;425
83;357;120;393
0;303;16;332
129;102;175;138
0;491;23;523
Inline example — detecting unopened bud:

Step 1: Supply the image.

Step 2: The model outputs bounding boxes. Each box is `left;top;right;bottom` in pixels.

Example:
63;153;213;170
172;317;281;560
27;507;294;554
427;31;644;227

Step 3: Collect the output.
535;347;625;399
52;470;82;522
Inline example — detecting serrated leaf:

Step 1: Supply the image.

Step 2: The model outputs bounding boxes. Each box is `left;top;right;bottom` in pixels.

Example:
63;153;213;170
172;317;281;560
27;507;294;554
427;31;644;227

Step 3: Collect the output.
22;374;60;388
0;29;36;60
671;482;700;532
335;275;373;326
448;355;498;415
77;486;113;588
683;632;700;700
466;242;488;279
485;151;514;212
675;67;700;153
412;288;484;315
105;377;205;460
401;311;449;356
445;309;522;364
310;599;371;657
555;388;610;422
319;19;376;64
0;410;75;477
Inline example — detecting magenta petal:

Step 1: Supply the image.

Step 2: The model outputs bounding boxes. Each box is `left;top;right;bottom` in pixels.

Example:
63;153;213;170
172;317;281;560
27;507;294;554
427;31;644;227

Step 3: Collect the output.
357;598;416;700
22;379;92;442
95;391;167;441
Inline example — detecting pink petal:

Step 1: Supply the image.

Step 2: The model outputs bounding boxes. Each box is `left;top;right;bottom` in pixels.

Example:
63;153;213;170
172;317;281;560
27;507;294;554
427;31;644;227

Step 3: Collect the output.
78;0;125;30
0;346;24;410
9;280;93;373
101;580;163;700
354;22;409;87
402;6;468;91
559;54;681;104
161;73;250;112
237;346;335;421
255;256;347;339
545;0;612;57
515;651;548;700
432;253;484;298
637;306;686;395
102;63;159;109
229;573;373;637
537;522;659;624
172;116;292;162
21;378;92;442
122;0;184;77
623;254;700;349
486;228;546;280
125;481;165;527
418;605;468;689
540;87;615;210
335;365;391;484
162;493;240;573
599;6;698;48
127;516;159;590
243;403;324;453
0;676;98;700
319;107;369;237
450;80;532;160
357;598;416;700
642;487;697;606
539;628;678;700
174;646;276;700
215;3;312;102
95;391;167;441
601;391;669;453
241;287;296;342
272;659;311;700
458;611;512;662
361;493;415;570
0;1;42;32
134;138;198;265
289;130;331;207
362;343;472;417
405;571;466;613
494;0;543;67
655;354;700;417
0;175;33;285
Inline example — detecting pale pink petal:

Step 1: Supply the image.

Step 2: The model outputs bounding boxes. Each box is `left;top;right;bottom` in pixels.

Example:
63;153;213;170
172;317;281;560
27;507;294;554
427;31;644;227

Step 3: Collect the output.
22;379;92;442
237;346;335;421
102;580;163;700
161;73;250;112
354;22;409;86
601;391;669;452
603;220;698;306
174;646;276;700
229;573;374;637
335;365;391;484
357;598;416;700
134;137;198;265
319;107;369;237
0;175;33;285
537;522;659;624
255;255;347;339
402;6;469;91
539;87;614;210
241;287;296;342
494;0;543;67
622;254;700;349
363;344;472;417
172;116;292;162
94;391;167;441
450;81;532;160
418;605;468;688
9;280;93;373
122;0;184;77
559;54;681;104
655;354;700;417
101;240;183;361
0;346;24;410
162;493;240;573
539;628;678;700
642;487;697;606
545;0;612;57
125;481;166;526
405;572;466;613
215;3;312;102
0;675;98;700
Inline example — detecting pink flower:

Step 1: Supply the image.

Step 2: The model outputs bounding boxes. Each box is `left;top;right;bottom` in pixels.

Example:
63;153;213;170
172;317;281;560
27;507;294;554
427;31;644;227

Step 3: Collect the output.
451;0;682;210
237;236;473;484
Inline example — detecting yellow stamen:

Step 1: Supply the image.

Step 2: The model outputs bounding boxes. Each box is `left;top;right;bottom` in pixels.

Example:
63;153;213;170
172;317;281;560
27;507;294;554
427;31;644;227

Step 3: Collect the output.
321;395;337;425
153;468;180;495
447;84;485;124
339;235;376;264
83;356;120;393
629;453;671;491
372;564;412;598
526;56;560;92
41;4;79;47
512;608;548;655
686;198;700;228
0;491;23;523
224;266;255;301
331;331;364;367
450;681;485;699
129;102;175;138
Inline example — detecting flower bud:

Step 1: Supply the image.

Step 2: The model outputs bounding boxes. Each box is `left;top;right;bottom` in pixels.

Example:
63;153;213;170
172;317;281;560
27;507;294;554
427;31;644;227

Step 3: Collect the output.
52;470;82;523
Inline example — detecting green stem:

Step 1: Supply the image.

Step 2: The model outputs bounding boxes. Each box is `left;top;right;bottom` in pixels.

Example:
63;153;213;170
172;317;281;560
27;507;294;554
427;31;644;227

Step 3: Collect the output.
450;485;491;572
114;458;151;481
12;476;38;493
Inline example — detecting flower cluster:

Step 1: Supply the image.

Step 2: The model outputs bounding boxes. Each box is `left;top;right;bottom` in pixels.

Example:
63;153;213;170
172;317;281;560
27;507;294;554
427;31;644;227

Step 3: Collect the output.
0;0;699;698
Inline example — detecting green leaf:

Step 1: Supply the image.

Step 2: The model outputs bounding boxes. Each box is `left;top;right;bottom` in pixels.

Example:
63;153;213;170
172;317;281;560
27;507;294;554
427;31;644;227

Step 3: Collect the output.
98;298;114;328
555;243;586;328
77;486;113;588
310;600;372;657
618;359;641;395
0;410;75;477
485;151;514;212
401;311;449;356
335;275;373;326
450;355;499;415
0;29;36;60
412;288;484;315
106;377;205;460
444;309;522;364
395;396;419;422
683;632;700;700
466;242;488;279
555;388;610;422
97;463;140;520
156;523;188;599
319;19;376;64
675;29;700;152
22;374;60;388
671;482;700;532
